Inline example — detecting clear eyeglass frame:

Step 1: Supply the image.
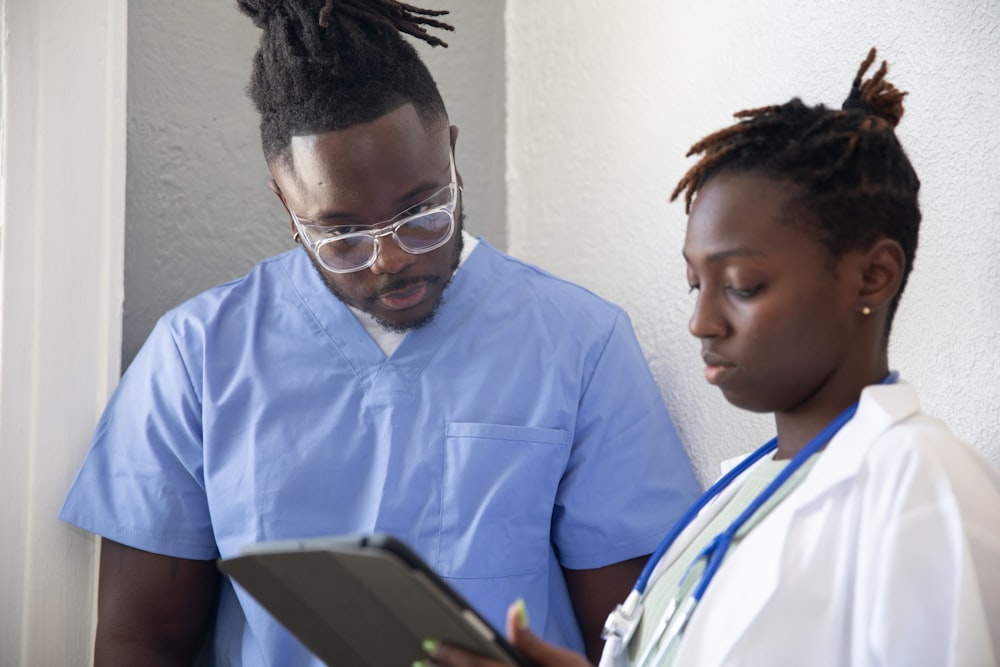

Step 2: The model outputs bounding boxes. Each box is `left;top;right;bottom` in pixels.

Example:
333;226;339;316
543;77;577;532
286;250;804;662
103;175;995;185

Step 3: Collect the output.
289;151;459;274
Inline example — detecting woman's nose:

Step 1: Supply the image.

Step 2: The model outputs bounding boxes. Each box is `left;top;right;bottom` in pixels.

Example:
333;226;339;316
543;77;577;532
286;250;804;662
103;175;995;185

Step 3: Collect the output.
688;290;727;339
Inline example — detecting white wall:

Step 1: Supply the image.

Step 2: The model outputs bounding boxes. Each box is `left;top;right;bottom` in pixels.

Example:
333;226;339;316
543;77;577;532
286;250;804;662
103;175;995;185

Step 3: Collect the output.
0;0;126;663
5;0;998;661
123;1;506;368
506;0;1000;484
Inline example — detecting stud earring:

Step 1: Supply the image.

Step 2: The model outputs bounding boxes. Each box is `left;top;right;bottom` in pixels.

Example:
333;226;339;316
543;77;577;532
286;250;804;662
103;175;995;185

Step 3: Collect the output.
861;306;871;316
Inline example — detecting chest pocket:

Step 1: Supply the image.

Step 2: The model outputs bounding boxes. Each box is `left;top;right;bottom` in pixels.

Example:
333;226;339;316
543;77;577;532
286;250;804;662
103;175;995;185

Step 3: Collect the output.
437;422;571;578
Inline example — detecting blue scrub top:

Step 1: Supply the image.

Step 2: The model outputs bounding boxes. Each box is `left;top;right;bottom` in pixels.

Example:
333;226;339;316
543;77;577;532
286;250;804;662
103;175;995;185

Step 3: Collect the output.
61;240;700;666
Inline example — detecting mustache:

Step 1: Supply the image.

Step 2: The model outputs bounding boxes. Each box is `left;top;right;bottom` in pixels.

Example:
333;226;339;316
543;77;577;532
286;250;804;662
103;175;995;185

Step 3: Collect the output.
365;275;441;303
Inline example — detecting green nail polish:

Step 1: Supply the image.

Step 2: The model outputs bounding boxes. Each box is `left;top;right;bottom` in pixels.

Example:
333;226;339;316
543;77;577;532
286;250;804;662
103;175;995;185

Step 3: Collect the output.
515;598;530;627
422;638;439;654
412;661;427;667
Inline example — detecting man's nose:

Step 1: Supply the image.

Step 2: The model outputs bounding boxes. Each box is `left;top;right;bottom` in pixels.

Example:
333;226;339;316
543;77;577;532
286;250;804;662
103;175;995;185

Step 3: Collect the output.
369;234;416;275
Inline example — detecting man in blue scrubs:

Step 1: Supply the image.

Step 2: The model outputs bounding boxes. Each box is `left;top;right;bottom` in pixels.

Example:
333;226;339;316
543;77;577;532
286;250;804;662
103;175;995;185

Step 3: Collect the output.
59;2;700;665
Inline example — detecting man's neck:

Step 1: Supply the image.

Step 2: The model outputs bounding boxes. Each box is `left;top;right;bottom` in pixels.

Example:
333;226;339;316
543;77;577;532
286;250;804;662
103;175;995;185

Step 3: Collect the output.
348;231;479;355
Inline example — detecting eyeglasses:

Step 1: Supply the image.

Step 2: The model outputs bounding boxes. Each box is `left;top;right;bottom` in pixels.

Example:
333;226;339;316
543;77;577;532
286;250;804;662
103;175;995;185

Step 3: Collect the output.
289;152;458;273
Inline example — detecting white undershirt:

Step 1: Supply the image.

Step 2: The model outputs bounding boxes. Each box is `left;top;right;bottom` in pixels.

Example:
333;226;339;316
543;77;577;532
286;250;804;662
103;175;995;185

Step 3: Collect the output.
347;231;479;357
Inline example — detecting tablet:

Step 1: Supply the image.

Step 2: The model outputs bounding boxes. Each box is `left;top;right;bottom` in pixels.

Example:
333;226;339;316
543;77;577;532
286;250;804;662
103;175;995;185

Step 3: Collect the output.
218;534;534;666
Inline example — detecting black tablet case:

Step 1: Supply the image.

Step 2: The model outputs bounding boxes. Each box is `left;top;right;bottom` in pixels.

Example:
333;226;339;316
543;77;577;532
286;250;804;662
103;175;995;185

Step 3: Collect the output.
218;534;530;667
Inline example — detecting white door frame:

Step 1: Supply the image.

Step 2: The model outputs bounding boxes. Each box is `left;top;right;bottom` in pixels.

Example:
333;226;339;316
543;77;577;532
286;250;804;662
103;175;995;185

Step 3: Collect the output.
0;0;127;662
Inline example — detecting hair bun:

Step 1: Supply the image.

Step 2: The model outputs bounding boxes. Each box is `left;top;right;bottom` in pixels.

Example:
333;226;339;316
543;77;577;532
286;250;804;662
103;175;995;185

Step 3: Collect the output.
236;0;284;29
841;47;907;128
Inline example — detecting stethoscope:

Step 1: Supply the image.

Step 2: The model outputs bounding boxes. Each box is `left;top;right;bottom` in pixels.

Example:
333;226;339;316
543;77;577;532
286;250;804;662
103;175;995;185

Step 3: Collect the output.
602;371;899;667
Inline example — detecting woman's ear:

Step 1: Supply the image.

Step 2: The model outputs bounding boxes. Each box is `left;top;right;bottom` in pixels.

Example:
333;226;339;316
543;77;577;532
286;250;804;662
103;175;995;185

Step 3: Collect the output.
856;238;905;315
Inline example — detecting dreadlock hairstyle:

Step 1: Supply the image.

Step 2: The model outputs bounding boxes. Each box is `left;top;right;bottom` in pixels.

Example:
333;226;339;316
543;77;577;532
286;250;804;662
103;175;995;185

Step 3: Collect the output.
671;48;921;335
236;0;454;165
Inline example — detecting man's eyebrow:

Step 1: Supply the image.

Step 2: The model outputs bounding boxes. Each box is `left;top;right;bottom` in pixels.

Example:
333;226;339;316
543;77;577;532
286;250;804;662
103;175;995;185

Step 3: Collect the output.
306;166;450;223
393;178;448;208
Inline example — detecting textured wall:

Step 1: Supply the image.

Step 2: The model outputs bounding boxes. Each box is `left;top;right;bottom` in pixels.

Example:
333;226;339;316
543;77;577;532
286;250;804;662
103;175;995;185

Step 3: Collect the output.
124;1;505;368
507;0;1000;484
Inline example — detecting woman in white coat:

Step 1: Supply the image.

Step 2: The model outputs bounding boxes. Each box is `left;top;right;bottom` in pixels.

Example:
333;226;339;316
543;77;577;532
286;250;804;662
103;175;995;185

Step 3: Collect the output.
420;48;1000;667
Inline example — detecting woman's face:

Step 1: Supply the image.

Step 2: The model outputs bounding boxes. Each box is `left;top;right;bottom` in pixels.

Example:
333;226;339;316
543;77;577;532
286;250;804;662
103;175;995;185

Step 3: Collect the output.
682;170;865;416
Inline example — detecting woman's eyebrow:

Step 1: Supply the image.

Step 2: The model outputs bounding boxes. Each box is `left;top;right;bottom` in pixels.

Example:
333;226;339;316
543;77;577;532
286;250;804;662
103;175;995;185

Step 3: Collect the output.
683;247;767;264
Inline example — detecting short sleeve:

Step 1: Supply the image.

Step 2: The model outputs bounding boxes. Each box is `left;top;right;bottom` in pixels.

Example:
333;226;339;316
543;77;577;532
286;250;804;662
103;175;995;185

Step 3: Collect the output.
59;316;218;560
552;311;700;569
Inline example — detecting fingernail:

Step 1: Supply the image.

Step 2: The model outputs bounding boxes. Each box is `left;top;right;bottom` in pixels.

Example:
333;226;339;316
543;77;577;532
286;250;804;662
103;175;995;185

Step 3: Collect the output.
515;598;530;628
422;638;439;655
412;661;428;667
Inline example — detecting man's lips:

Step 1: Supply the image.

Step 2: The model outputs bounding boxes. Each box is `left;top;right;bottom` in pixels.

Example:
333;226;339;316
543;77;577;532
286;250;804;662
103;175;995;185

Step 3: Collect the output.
372;280;430;311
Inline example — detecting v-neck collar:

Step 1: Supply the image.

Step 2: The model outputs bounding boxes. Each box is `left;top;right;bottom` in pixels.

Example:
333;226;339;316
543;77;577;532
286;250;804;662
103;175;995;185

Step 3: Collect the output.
278;239;497;397
346;233;481;357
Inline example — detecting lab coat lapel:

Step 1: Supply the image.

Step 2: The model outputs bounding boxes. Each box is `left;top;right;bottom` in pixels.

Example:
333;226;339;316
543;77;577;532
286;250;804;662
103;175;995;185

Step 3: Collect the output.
680;382;923;666
786;381;923;507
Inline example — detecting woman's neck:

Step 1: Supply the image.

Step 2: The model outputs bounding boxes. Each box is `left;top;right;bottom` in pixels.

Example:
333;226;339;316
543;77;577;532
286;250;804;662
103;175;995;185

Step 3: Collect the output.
772;364;890;460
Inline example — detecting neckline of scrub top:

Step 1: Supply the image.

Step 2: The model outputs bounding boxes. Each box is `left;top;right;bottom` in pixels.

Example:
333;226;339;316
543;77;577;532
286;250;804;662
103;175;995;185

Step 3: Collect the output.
278;238;499;395
347;232;481;357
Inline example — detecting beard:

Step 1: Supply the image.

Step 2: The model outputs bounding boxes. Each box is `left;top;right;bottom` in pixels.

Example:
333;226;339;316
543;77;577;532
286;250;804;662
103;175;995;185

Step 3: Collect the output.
310;211;466;333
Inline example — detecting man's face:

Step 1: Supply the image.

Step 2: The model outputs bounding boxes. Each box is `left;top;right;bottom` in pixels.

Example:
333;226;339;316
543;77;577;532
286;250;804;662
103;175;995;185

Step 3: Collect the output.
271;104;464;332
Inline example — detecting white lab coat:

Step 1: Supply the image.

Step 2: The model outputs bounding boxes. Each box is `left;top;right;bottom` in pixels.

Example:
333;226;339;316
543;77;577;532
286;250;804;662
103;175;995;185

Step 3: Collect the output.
602;381;1000;667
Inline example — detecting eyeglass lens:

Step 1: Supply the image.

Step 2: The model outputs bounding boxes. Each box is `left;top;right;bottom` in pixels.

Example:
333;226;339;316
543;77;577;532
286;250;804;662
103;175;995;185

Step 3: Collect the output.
316;210;453;272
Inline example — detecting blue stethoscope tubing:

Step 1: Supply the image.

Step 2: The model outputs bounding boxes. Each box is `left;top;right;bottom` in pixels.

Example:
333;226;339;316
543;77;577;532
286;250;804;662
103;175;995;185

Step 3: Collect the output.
607;371;899;651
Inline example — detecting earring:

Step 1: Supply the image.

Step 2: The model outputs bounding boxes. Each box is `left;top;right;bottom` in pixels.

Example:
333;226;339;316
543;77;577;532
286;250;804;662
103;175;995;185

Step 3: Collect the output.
293;232;302;244
861;306;872;316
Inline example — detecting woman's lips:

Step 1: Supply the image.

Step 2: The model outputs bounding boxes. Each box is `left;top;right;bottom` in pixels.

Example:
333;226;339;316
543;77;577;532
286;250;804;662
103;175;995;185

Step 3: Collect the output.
702;352;736;385
704;363;736;385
